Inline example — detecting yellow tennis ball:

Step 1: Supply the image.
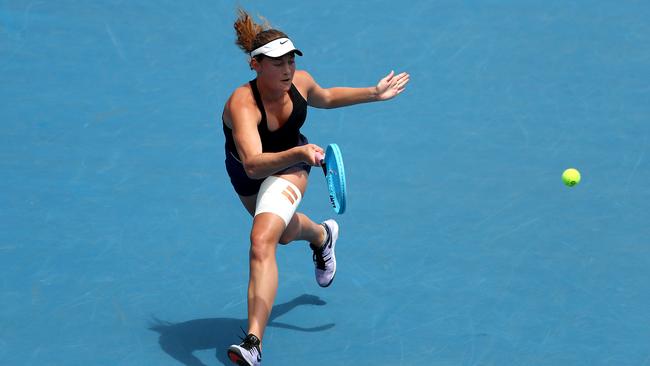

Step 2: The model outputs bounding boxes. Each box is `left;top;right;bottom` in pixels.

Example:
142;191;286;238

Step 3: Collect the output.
562;168;581;187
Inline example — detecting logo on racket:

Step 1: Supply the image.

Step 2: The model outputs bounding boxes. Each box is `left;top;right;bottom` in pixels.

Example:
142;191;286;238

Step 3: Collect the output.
320;144;346;214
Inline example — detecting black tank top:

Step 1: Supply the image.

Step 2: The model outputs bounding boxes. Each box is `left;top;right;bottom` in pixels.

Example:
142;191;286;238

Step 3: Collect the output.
223;79;308;161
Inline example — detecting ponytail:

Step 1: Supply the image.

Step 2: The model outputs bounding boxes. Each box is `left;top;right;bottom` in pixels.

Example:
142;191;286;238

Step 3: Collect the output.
233;8;288;56
233;9;269;53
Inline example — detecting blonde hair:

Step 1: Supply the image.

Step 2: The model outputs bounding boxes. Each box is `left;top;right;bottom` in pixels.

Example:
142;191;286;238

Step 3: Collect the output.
233;8;288;57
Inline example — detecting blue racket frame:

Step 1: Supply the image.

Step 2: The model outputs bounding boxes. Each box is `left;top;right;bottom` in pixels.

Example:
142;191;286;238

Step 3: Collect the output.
321;143;347;214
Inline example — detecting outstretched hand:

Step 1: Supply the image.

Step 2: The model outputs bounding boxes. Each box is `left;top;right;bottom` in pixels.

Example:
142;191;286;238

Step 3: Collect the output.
375;70;410;101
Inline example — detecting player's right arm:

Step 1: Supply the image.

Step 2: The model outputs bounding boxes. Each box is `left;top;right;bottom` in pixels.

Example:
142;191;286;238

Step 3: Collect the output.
227;87;322;179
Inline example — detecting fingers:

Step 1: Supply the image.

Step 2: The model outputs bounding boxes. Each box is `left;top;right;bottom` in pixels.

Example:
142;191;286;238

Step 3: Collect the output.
376;70;410;100
395;71;408;79
384;70;408;80
393;72;409;83
312;144;324;155
395;73;409;89
305;144;324;166
390;72;409;91
382;70;395;83
384;71;408;85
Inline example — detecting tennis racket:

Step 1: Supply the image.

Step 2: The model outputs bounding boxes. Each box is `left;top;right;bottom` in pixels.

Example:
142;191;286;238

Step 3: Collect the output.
315;143;347;215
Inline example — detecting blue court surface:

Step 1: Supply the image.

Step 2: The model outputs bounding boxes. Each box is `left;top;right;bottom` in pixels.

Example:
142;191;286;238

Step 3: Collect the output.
2;1;650;365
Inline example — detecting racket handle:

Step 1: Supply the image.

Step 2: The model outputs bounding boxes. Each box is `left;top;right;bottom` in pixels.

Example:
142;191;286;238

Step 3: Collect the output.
314;152;326;175
315;152;324;163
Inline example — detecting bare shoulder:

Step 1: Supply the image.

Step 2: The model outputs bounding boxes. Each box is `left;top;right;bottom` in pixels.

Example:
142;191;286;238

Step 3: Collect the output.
223;83;260;128
226;83;255;108
293;70;315;86
293;70;317;98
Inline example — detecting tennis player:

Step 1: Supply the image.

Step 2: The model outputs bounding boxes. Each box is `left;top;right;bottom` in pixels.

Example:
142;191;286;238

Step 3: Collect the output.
222;9;409;365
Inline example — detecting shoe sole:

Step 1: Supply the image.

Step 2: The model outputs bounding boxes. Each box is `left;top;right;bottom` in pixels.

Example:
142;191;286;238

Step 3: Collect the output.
227;349;252;366
321;272;336;287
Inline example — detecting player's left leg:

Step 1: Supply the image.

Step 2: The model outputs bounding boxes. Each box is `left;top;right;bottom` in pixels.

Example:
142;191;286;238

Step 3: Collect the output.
275;171;338;287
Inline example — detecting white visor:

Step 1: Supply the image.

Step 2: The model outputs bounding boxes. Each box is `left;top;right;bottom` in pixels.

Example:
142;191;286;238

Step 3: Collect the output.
250;38;303;58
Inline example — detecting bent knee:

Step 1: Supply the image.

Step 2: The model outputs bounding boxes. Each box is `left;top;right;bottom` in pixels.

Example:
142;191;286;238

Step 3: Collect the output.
278;233;293;245
278;235;291;245
249;231;277;260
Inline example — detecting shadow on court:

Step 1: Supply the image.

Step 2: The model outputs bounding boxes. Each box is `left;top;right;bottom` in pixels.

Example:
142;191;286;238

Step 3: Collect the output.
149;294;335;366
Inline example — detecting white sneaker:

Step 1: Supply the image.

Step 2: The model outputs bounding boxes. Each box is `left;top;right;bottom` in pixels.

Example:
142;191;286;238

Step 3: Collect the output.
227;333;262;366
310;220;338;287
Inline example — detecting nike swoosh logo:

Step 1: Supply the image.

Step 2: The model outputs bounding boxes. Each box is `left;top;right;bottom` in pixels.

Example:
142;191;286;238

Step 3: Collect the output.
280;40;288;45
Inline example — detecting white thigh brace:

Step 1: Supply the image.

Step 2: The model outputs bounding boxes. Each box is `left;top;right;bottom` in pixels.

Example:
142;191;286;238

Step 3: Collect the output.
254;176;302;227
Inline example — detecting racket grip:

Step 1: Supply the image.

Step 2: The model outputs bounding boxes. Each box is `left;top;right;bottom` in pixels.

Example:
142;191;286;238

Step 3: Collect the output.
314;152;324;165
314;152;326;175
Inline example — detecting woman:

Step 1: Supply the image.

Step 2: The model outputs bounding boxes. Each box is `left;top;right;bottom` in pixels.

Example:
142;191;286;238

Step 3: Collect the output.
223;9;409;365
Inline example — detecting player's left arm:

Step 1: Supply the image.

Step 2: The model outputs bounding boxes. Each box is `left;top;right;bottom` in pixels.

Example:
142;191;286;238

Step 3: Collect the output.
295;70;409;109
